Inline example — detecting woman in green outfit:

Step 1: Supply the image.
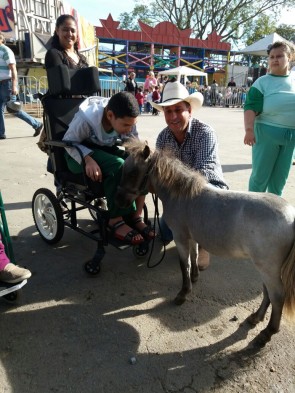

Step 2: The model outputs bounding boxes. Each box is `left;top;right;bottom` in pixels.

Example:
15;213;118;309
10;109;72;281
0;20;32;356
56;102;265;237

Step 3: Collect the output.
244;41;295;196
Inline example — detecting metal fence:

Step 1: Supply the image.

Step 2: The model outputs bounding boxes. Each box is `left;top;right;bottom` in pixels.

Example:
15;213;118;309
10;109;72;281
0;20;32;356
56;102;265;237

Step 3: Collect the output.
13;76;123;118
13;76;248;120
201;86;248;108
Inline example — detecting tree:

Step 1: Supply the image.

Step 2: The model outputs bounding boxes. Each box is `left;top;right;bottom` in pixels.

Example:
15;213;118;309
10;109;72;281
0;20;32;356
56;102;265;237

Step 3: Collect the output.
243;14;277;46
119;0;295;43
276;24;295;41
119;5;154;31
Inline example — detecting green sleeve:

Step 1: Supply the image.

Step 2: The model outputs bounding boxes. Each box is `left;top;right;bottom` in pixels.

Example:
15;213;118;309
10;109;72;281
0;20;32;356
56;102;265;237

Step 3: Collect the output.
244;86;264;113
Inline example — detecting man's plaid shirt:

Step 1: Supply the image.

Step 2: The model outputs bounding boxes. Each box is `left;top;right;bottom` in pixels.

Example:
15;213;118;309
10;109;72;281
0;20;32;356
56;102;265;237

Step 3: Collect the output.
156;118;228;189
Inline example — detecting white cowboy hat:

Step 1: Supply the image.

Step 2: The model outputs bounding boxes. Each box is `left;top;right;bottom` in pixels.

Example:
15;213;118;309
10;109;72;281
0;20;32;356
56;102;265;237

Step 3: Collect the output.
151;81;203;112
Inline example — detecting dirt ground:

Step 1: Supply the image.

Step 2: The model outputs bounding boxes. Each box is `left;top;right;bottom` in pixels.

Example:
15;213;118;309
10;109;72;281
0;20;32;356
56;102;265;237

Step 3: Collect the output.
0;107;295;393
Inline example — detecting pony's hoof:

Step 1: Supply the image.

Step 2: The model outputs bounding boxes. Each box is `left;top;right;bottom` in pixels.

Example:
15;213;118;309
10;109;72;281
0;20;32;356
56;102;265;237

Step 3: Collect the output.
174;295;186;305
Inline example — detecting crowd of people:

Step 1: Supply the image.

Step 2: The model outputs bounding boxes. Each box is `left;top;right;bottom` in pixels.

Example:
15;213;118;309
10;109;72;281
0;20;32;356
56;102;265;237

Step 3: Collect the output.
123;69;252;114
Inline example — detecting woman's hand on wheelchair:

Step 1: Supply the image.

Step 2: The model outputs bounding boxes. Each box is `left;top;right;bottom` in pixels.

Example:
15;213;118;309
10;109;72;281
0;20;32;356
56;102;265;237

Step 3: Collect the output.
84;155;102;182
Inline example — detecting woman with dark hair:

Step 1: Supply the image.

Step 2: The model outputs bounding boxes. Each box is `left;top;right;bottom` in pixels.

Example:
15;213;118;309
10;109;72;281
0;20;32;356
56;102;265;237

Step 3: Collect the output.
40;15;90;184
45;14;88;70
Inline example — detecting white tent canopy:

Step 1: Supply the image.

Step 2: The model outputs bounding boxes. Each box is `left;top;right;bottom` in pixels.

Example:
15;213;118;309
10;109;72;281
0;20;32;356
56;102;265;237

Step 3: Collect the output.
158;66;208;84
239;33;293;57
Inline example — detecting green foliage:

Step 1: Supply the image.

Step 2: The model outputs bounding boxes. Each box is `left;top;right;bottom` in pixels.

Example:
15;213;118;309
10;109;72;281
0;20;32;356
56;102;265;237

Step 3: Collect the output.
119;5;155;30
276;24;295;41
244;14;277;46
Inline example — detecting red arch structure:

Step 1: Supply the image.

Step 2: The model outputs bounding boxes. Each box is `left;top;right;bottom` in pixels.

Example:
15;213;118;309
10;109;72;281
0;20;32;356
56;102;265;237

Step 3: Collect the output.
95;14;231;79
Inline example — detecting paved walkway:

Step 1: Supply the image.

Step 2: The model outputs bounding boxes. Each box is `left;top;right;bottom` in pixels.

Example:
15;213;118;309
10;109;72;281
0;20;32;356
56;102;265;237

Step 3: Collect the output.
0;108;295;393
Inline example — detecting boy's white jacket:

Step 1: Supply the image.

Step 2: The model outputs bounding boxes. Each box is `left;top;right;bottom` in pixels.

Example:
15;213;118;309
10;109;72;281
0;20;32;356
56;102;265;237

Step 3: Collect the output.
79;96;109;135
63;96;138;164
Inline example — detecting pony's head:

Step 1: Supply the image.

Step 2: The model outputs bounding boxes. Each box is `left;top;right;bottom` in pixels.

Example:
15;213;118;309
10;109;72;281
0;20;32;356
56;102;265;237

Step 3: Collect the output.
115;140;153;208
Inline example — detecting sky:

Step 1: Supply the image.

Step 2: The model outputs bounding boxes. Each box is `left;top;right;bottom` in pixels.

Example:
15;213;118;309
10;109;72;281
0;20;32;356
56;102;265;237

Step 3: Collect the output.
67;0;294;27
67;0;138;25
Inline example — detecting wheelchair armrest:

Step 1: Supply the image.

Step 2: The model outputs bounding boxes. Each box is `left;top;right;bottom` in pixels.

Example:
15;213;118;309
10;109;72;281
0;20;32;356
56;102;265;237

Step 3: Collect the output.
44;139;79;148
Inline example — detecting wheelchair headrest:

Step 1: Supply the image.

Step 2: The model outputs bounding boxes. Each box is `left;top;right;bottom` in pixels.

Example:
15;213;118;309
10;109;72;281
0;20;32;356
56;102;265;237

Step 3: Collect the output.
46;65;100;96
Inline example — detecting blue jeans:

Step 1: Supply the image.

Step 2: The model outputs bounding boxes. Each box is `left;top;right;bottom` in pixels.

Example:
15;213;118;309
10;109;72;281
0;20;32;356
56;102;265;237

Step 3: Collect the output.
0;80;10;137
0;80;42;137
158;216;173;243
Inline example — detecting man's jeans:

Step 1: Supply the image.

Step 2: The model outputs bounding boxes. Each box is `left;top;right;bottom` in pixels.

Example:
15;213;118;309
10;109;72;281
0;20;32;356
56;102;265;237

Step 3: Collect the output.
0;80;42;137
0;79;10;137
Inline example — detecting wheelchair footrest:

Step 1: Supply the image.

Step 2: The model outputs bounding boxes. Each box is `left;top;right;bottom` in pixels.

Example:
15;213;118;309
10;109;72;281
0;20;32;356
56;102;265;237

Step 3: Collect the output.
0;279;27;297
107;237;133;251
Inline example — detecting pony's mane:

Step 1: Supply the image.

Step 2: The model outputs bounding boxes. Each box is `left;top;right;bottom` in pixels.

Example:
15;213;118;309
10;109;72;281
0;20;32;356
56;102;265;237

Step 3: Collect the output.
124;139;207;198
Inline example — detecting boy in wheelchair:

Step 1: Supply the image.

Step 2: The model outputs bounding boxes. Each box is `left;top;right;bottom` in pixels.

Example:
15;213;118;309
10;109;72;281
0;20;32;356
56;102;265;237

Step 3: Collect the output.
62;91;155;245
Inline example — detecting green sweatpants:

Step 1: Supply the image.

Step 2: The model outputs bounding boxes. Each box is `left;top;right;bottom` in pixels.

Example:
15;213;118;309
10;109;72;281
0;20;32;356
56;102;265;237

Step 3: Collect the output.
249;123;295;196
65;147;136;218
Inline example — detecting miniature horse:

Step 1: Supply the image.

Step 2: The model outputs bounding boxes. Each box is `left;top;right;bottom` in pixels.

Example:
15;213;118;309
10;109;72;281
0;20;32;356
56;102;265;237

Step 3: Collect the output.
115;140;295;347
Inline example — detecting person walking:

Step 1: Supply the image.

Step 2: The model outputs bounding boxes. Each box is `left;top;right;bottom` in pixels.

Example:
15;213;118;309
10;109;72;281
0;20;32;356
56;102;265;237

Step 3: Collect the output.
244;41;295;196
0;33;43;140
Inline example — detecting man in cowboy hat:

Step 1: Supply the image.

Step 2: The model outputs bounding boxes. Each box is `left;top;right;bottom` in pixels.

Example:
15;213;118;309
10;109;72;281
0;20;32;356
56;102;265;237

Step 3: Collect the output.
152;81;228;270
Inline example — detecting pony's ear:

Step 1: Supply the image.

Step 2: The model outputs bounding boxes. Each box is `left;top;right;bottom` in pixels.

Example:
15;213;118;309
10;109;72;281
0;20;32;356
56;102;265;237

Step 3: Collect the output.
142;144;150;160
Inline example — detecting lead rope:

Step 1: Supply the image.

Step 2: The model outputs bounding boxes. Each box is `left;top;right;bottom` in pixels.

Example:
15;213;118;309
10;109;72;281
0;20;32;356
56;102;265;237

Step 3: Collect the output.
146;193;167;268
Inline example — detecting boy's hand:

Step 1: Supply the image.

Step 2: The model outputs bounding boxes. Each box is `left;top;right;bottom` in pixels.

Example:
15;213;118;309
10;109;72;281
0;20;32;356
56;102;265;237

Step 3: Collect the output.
84;155;102;182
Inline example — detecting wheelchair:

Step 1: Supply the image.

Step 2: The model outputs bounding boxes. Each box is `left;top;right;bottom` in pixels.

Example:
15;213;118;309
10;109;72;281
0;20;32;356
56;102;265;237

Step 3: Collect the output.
0;192;28;301
32;65;150;275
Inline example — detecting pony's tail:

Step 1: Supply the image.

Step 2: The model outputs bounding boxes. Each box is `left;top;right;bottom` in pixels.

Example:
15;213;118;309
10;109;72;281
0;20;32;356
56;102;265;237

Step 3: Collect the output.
281;239;295;320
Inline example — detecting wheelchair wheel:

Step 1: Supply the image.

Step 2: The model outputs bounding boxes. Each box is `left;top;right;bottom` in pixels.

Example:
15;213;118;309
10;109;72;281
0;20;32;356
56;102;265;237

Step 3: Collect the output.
133;242;149;258
88;197;107;221
3;291;18;302
32;188;64;244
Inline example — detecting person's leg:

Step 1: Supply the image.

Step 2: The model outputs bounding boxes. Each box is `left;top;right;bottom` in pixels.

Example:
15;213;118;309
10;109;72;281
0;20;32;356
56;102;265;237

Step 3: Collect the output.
249;124;279;192
0;233;31;283
0;101;6;139
0;80;10;138
65;149;143;243
158;216;173;244
125;195;156;239
0;234;10;271
267;143;295;196
10;94;43;134
13;109;43;132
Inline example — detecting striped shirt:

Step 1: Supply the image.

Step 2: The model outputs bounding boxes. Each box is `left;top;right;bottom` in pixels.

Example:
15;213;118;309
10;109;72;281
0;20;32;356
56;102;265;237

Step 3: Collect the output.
156;118;228;189
0;44;15;80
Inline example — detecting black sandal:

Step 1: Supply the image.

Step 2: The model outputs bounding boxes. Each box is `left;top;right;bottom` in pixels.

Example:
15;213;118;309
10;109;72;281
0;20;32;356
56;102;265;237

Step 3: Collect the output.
127;217;156;240
108;220;143;245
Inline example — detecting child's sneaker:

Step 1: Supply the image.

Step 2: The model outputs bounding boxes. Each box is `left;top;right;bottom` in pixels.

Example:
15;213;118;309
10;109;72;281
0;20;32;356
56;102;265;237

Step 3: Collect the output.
0;263;31;283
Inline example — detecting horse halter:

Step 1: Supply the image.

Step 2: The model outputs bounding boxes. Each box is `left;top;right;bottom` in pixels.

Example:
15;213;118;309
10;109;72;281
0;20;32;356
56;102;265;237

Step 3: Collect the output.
116;158;154;198
138;159;154;194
